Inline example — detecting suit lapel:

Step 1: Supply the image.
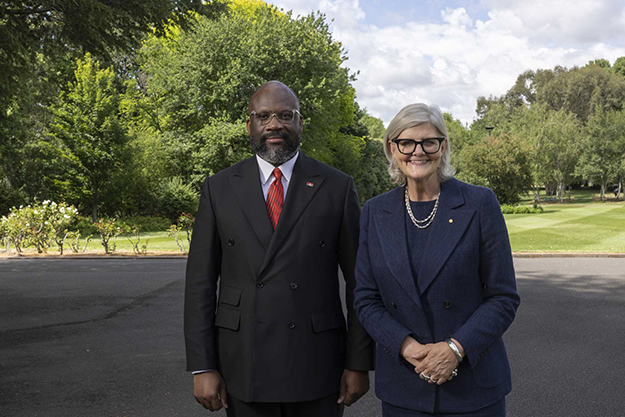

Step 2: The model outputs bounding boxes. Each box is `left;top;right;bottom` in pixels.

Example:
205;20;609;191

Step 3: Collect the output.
373;187;423;308
259;153;325;276
230;157;274;251
417;178;475;295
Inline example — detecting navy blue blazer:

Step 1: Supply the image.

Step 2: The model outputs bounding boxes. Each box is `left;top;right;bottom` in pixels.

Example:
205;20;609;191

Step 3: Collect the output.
354;178;520;414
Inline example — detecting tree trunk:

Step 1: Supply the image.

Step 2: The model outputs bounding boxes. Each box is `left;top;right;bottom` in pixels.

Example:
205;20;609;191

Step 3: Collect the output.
600;184;606;202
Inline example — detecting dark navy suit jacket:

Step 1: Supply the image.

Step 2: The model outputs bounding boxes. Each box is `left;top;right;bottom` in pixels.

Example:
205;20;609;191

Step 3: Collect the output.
354;178;520;414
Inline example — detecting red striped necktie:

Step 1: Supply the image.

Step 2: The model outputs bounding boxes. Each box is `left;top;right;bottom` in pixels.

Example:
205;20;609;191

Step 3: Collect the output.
266;167;284;229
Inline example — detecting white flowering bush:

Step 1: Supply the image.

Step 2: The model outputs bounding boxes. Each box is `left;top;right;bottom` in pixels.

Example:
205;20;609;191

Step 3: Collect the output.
0;201;79;255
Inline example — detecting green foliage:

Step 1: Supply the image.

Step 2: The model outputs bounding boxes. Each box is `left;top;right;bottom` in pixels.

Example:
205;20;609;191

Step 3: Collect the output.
48;53;132;221
0;1;227;114
131;1;367;182
354;138;394;204
501;204;544;214
360;110;386;140
156;178;200;222
535;64;625;123
458;135;534;205
0;201;79;254
118;216;171;233
167;212;195;252
577;108;625;200
95;217;122;254
190;119;252;184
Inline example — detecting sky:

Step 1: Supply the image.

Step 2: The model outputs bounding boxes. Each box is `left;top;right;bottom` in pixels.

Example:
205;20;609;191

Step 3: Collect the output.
264;0;625;126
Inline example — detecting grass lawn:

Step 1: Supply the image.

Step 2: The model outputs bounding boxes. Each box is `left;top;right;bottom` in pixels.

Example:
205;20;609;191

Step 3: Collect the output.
80;232;188;254
3;188;624;255
505;200;625;253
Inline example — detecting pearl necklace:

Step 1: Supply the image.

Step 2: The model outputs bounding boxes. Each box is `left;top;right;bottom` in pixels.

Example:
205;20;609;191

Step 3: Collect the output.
404;187;440;229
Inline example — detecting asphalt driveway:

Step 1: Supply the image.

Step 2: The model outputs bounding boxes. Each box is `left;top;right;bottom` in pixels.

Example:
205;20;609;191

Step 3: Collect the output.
1;257;624;416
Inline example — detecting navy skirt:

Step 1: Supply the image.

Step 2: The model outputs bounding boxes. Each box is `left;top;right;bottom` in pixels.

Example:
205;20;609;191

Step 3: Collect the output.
382;398;505;417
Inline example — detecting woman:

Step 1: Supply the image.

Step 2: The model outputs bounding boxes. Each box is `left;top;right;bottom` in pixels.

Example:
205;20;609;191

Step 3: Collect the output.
354;103;520;416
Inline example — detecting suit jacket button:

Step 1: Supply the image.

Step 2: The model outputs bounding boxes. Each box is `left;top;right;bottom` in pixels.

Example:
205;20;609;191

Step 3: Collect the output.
288;322;296;329
256;281;264;288
391;302;397;309
290;282;298;290
319;240;325;247
443;300;452;308
228;239;235;246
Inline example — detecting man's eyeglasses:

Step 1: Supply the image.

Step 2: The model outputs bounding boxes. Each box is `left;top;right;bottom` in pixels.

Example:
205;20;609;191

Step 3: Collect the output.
391;138;445;155
250;109;301;125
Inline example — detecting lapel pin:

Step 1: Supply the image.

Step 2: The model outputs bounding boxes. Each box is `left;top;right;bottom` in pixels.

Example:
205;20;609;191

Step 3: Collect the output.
449;219;454;223
306;182;314;187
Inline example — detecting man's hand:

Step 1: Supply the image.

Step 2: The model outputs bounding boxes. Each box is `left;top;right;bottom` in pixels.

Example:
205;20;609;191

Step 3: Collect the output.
400;335;427;367
193;371;228;411
337;369;369;406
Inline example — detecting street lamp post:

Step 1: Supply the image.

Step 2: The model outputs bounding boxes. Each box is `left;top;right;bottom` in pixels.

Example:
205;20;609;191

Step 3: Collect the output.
485;126;494;142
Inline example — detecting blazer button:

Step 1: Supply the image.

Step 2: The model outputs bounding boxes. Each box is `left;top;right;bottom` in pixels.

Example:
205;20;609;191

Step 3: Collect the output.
256;281;264;288
288;322;296;329
483;284;488;290
290;282;298;290
443;300;452;309
227;239;235;246
391;302;397;309
319;240;325;247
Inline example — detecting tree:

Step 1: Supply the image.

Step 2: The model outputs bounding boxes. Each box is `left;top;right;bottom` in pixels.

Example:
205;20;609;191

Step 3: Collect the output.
458;134;534;205
360;110;385;140
577;108;625;200
0;1;227;114
129;0;381;196
507;105;582;202
613;56;625;79
537;64;625;123
48;53;130;221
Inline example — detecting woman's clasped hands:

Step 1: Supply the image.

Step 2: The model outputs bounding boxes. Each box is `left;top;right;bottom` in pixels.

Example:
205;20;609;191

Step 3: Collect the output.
400;336;463;386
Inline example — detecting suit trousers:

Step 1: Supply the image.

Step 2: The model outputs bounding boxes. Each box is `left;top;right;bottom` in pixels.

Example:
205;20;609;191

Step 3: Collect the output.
226;393;344;417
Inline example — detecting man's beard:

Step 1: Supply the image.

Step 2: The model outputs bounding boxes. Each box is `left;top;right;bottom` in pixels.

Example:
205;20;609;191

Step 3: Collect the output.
250;131;300;166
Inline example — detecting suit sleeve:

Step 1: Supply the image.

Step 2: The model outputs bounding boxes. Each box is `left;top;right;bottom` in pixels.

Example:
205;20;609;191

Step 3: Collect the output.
452;188;520;368
339;176;375;371
353;201;413;360
184;177;222;372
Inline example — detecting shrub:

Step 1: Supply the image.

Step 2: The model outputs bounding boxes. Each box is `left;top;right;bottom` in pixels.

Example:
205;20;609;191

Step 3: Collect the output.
501;204;544;214
156;177;200;222
118;215;170;232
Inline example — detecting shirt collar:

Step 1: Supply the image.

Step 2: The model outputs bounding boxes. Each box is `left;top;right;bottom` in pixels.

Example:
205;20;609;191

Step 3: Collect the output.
256;151;299;185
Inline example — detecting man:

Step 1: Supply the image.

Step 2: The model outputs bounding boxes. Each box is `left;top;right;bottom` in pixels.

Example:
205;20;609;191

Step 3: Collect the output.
184;81;374;416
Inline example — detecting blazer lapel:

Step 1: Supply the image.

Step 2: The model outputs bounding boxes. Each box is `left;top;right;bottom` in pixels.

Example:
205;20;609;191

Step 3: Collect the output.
373;187;423;308
230;157;274;251
258;153;325;276
417;178;476;295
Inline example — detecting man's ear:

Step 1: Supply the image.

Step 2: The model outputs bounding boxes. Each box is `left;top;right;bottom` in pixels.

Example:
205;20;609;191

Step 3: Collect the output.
246;118;251;135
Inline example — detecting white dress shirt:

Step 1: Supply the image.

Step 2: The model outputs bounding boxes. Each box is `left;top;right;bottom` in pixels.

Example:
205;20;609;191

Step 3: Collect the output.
256;151;299;202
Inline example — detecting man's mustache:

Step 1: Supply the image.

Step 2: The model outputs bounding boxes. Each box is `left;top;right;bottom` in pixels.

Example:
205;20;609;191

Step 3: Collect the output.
260;131;290;142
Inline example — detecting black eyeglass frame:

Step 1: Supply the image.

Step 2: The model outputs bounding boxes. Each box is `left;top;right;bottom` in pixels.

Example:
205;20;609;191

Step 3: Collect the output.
391;137;446;155
249;109;301;125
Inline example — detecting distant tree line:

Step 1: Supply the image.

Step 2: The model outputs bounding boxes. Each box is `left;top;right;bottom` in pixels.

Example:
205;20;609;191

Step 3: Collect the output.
448;58;625;204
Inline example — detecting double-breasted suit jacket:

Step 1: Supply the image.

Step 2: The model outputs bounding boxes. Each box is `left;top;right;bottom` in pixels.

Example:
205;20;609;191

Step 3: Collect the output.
184;152;374;403
354;178;520;413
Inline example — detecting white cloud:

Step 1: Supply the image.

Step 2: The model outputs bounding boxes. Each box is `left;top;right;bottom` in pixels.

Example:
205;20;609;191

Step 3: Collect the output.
268;0;625;125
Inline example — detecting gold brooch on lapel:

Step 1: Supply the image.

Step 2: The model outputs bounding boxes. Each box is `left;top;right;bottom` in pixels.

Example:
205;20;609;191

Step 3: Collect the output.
449;219;454;224
306;182;314;187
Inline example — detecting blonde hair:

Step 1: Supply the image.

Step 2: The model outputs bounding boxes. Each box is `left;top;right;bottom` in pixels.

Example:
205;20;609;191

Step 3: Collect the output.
383;103;455;185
